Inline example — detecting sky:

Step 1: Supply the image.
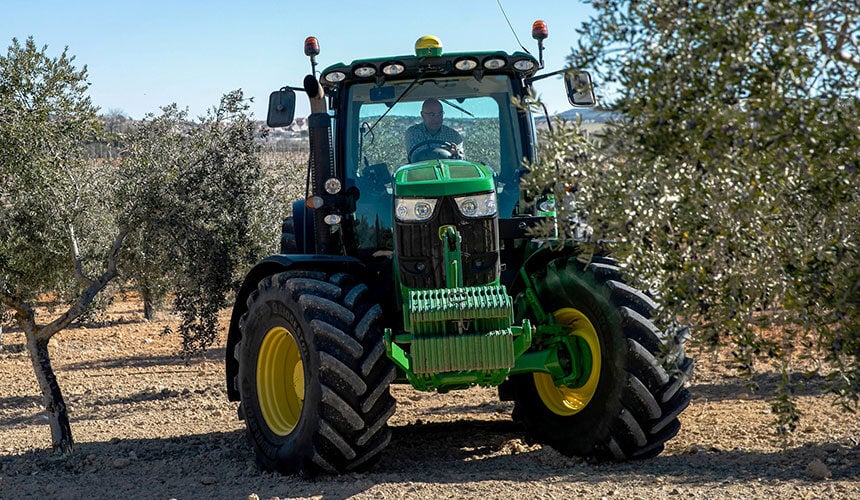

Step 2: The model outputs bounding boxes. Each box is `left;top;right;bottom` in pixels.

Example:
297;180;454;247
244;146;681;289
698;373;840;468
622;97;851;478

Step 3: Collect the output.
1;0;595;121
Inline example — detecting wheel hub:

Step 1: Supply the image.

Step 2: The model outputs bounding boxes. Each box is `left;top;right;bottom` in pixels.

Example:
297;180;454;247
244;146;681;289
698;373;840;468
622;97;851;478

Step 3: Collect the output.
257;326;304;436
534;308;601;416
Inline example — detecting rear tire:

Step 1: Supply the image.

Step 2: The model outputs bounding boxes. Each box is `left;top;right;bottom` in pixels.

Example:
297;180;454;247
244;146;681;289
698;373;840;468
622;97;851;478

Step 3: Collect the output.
509;255;692;460
236;270;395;474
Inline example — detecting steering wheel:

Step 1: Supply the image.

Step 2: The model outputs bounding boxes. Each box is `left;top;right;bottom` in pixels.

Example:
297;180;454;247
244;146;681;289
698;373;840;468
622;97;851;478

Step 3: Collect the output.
407;139;462;163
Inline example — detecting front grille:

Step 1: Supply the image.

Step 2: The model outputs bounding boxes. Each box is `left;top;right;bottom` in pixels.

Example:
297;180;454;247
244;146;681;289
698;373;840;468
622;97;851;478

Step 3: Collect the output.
395;197;499;289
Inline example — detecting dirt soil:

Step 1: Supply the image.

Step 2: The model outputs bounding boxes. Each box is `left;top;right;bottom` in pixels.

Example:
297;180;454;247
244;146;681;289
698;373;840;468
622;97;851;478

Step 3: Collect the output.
1;298;858;499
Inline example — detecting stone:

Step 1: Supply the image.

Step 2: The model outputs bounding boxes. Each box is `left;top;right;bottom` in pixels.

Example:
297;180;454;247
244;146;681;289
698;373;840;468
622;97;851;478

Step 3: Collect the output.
805;458;832;480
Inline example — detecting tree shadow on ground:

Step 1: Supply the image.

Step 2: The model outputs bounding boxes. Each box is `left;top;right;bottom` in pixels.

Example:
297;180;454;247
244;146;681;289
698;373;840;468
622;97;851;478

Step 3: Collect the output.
384;419;859;482
60;347;223;371
690;371;838;402
1;419;857;499
72;315;151;329
0;395;45;427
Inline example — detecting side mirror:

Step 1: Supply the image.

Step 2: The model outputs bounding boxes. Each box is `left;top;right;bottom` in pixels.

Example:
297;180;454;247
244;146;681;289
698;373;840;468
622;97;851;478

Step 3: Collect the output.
565;71;596;107
266;89;296;127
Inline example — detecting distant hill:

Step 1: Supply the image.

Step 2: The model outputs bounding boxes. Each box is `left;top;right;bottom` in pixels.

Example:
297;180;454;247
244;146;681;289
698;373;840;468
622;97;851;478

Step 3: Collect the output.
535;108;620;125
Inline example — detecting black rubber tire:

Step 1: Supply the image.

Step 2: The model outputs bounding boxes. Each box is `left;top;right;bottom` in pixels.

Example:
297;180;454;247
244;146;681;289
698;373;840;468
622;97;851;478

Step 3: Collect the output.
508;255;693;461
236;270;396;475
280;217;297;254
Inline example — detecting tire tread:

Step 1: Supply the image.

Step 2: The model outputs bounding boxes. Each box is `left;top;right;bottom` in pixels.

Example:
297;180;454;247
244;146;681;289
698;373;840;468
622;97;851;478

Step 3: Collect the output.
512;254;692;462
236;271;395;475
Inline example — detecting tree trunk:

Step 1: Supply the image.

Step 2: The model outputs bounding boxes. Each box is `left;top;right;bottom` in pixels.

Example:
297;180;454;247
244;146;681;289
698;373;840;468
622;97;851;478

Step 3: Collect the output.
142;287;154;321
25;331;74;455
3;227;127;456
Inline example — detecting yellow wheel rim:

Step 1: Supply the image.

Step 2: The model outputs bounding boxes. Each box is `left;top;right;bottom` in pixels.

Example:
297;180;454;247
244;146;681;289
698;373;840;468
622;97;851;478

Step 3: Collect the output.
256;326;304;436
534;308;601;416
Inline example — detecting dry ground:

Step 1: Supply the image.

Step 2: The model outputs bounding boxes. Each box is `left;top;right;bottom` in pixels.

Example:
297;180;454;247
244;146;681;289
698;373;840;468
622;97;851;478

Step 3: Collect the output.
1;297;858;499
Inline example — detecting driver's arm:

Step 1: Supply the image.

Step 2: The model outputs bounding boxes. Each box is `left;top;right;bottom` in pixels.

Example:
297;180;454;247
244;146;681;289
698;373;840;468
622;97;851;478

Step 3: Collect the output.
450;129;464;156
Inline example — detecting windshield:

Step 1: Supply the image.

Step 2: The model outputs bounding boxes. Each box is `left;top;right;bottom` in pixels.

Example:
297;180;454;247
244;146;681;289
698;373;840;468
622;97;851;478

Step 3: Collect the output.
344;75;523;252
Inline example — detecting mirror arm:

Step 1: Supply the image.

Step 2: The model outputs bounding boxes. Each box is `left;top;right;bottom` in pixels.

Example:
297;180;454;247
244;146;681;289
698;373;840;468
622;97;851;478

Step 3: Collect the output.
525;68;569;85
539;101;554;134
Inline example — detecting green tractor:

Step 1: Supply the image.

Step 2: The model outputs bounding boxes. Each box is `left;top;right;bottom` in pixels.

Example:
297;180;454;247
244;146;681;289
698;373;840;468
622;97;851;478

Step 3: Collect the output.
225;23;693;474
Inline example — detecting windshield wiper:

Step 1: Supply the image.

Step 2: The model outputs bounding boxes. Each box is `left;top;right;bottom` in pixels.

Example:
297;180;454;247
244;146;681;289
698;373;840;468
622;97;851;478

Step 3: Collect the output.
365;77;421;136
440;99;474;117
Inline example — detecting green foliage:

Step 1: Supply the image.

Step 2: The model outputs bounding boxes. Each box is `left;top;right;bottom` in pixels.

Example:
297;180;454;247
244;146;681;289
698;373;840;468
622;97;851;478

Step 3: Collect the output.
116;91;268;356
1;37;277;452
528;1;859;418
257;149;307;237
1;37;271;357
0;37;102;304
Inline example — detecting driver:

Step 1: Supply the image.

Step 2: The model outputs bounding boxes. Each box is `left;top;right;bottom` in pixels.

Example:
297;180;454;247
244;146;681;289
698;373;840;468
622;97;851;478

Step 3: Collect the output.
404;98;463;161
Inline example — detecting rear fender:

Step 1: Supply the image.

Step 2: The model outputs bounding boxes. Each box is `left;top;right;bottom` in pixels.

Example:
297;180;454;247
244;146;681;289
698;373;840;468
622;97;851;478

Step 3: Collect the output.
225;254;362;401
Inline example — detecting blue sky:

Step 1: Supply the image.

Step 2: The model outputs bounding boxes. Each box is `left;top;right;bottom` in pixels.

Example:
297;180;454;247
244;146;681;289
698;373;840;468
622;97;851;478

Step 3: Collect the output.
1;0;594;120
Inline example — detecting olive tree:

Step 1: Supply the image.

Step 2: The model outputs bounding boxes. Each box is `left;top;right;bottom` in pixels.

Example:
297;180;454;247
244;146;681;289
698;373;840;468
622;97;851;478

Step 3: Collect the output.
1;38;104;453
0;38;269;454
117;95;272;355
531;1;858;427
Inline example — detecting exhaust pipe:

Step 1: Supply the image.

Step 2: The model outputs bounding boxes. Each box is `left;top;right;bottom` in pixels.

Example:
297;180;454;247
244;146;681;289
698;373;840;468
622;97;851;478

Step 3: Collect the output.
303;74;336;254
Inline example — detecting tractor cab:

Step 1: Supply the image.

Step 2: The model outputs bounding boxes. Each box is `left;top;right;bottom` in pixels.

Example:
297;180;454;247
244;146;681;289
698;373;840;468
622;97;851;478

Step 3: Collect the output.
269;34;594;273
343;72;528;241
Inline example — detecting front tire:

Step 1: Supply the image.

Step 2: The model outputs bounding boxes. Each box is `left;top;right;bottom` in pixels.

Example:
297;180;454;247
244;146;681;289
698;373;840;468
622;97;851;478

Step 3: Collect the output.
509;255;693;460
236;270;396;474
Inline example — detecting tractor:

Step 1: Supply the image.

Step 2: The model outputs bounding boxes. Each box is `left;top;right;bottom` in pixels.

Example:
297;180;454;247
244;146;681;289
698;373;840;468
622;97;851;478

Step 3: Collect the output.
225;22;693;474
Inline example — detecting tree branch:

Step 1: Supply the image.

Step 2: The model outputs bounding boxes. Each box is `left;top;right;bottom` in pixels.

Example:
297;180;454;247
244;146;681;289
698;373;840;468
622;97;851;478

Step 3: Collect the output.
0;293;28;318
36;227;130;341
0;291;37;332
62;160;92;285
68;223;94;286
808;19;860;71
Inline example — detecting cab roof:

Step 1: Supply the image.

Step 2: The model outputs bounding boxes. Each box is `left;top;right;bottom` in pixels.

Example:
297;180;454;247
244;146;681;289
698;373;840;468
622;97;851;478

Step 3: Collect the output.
319;50;541;89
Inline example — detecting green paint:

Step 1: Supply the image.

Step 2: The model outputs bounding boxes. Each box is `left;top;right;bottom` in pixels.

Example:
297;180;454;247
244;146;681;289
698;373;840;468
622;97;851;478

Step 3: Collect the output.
439;225;463;289
394;160;495;198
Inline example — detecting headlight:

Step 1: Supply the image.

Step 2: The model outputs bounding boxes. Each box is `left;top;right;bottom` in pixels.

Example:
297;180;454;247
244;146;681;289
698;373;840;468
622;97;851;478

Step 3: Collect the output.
324;177;341;194
454;58;478;71
455;192;497;218
382;62;405;75
513;59;536;71
324;71;346;83
395;198;438;222
539;198;555;213
353;65;376;78
483;57;506;70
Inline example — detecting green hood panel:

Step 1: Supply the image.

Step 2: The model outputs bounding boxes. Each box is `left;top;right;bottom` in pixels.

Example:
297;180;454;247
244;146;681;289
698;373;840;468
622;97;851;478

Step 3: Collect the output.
394;160;495;198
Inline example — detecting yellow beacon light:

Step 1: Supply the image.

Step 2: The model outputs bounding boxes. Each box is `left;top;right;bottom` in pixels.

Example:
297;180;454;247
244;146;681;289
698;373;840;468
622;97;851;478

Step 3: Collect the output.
415;35;443;57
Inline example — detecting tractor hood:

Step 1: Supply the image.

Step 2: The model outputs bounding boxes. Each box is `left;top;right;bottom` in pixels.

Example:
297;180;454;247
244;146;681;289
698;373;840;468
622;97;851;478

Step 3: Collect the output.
393;160;495;198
